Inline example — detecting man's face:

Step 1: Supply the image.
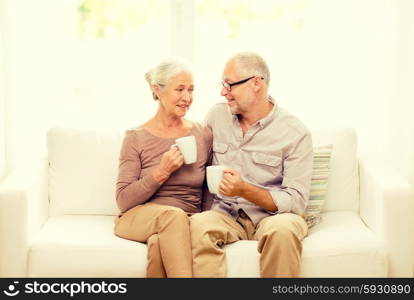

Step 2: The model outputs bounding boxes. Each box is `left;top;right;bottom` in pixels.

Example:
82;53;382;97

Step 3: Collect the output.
221;60;255;115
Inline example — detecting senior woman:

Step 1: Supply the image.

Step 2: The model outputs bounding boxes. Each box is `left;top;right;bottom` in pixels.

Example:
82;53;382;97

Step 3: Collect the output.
114;58;212;278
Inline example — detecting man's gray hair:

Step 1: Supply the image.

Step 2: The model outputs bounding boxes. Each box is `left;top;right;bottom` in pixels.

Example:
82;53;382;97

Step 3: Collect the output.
145;57;192;100
230;52;270;86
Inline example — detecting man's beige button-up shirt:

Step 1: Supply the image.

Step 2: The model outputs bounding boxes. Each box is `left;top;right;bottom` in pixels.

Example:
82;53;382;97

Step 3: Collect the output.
205;97;313;226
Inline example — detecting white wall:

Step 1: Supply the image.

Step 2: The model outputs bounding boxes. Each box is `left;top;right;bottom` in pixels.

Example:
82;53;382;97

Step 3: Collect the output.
4;0;68;171
0;0;7;181
296;0;389;159
385;0;414;187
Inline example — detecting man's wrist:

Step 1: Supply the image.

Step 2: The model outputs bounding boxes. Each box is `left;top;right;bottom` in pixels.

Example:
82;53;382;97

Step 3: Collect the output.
238;181;250;198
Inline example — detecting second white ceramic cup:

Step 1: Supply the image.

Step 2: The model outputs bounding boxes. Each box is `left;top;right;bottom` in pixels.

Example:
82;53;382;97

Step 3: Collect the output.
206;165;228;195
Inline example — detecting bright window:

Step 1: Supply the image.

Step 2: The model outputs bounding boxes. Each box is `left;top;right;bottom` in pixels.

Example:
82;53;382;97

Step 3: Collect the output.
48;0;308;127
51;0;171;128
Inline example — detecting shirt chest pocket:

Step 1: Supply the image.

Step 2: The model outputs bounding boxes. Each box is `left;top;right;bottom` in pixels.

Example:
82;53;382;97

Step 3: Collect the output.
251;152;281;167
212;142;229;164
250;152;283;182
213;142;228;153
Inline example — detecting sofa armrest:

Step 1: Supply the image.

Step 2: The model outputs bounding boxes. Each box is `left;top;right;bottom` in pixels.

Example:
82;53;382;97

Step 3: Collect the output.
359;158;414;277
0;159;49;277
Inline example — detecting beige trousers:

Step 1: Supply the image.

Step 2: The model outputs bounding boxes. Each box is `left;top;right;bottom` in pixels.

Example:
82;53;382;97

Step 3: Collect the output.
190;210;308;277
114;202;192;278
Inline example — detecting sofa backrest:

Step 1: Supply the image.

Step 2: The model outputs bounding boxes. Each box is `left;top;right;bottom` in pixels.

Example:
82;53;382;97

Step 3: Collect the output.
48;127;124;216
47;126;359;216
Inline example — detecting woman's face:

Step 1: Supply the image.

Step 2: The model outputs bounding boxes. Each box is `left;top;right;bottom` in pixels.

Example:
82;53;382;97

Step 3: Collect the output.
155;71;194;118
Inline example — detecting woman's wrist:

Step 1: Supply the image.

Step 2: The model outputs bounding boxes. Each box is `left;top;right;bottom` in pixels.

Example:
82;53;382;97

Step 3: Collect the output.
152;167;170;184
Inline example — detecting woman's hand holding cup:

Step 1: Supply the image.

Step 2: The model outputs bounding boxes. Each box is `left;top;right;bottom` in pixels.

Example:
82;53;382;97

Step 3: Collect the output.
153;147;184;184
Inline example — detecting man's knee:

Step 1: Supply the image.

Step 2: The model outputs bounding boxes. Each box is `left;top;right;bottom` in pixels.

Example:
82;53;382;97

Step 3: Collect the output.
261;214;306;237
265;226;296;242
257;226;301;256
257;214;306;250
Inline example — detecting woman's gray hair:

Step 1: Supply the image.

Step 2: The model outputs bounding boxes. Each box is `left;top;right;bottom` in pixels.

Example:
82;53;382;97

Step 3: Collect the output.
230;52;270;86
145;57;193;100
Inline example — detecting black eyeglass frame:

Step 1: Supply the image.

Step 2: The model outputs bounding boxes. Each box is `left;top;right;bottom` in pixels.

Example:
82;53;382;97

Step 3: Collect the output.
221;76;264;91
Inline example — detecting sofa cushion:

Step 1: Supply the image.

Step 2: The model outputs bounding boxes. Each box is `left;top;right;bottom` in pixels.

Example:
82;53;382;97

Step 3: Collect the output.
305;144;333;228
47;126;358;215
47;127;123;216
311;127;359;212
28;215;146;277
28;212;386;277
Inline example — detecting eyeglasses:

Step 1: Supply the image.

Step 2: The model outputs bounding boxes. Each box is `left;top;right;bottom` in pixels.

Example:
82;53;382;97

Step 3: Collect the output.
221;76;263;92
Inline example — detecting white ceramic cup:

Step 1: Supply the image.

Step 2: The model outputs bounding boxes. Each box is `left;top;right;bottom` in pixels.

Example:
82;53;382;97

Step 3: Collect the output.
171;135;197;164
206;165;228;195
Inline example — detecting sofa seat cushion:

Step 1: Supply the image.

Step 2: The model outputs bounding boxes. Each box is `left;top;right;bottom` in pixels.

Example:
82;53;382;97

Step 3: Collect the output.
226;211;387;277
28;215;147;277
28;212;387;278
300;211;387;277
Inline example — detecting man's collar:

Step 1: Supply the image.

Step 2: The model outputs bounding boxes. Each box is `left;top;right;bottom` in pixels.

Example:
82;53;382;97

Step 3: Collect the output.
231;95;278;128
257;95;278;128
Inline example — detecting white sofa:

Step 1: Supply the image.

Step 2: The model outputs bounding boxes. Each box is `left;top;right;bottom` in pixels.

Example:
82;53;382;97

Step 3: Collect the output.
0;126;413;277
